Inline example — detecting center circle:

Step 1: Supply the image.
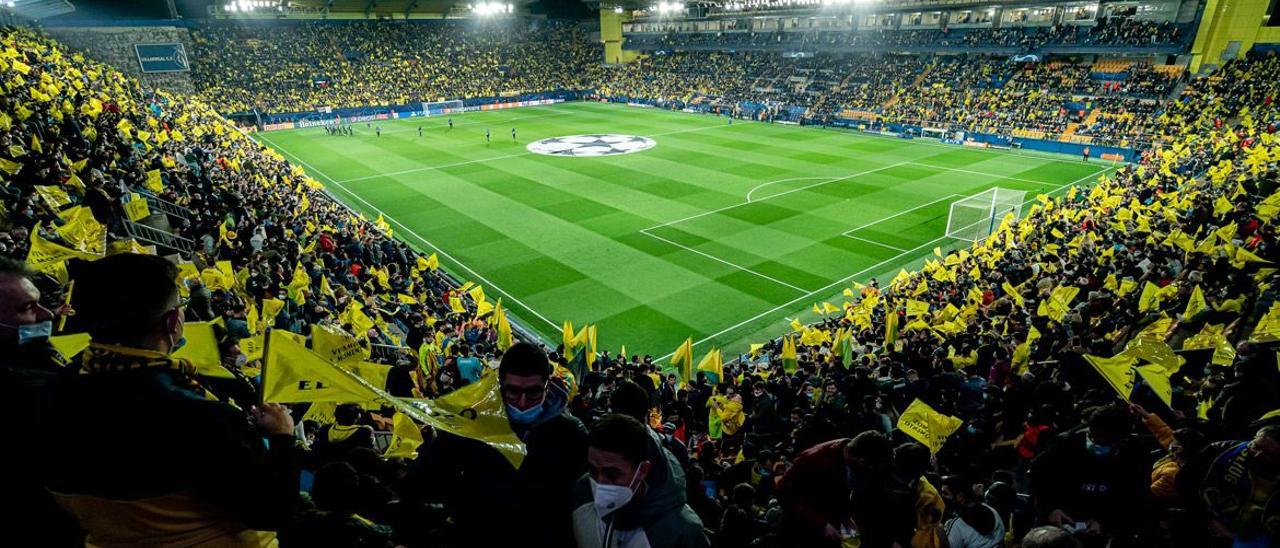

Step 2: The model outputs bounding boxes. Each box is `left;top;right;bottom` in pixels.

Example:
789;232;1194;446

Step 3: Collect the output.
526;134;656;157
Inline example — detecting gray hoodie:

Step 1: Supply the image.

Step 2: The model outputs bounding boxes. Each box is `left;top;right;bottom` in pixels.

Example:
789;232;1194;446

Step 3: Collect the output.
569;431;709;548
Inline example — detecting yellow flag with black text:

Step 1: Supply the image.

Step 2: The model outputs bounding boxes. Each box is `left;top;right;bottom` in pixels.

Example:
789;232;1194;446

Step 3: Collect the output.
897;399;963;453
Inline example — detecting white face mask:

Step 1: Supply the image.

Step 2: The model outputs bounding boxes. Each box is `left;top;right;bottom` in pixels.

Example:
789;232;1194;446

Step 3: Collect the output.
590;461;648;516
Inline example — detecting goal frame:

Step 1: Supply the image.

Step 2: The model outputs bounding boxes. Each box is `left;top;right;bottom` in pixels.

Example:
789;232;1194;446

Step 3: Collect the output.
945;188;1026;242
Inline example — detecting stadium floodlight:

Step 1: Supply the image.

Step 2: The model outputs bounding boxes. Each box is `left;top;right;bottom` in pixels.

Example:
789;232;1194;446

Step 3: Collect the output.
655;1;682;13
613;5;624;13
471;1;513;15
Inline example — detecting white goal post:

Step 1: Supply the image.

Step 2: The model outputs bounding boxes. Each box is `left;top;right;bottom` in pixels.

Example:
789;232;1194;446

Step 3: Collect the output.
945;187;1027;242
422;100;464;116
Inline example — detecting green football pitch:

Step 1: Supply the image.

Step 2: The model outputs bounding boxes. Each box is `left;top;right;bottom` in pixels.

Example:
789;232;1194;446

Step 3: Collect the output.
257;101;1116;360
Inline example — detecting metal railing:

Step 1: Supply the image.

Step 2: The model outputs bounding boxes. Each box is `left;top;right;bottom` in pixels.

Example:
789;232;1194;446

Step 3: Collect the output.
122;220;197;255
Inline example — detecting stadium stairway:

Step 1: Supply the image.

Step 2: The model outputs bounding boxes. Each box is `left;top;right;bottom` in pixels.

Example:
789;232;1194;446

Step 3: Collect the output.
882;62;934;110
1060;109;1100;140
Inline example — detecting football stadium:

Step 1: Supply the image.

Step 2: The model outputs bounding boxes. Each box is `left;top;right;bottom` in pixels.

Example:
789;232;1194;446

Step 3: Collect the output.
2;0;1280;545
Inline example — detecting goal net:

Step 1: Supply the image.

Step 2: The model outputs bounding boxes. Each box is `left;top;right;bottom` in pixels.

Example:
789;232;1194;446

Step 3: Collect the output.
422;100;464;116
945;187;1027;242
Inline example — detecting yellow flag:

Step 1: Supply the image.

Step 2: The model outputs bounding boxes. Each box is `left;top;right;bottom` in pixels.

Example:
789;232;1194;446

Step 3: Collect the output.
261;329;384;404
1136;364;1173;407
26;226;98;283
145;169;164;193
55;206;107;255
562;320;576;352
905;299;930;318
50;332;92;360
171;320;236;379
261;298;286;327
896;399;963;453
383;412;425;459
469;285;487;306
1251;302;1280;343
287;264;310;305
781;335;798;373
1138;282;1163;313
494;299;514;351
670;337;694;386
399;372;527;468
448;296;466;314
124;193;151;221
1184;285;1207;319
1002;281;1025;308
424;253;439;270
319;275;334;298
696;348;724;384
0;156;22;174
1083;353;1137;401
311;324;371;365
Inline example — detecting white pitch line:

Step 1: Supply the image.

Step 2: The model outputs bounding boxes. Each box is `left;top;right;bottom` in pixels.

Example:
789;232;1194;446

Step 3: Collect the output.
333;121;738;184
842;234;910;252
256;133;565;333
908;163;1062;186
336;152;534;184
368;108;575;135
746;176;844;203
585;101;1110;167
640;229;811;293
644;162;911;231
654;165;1119;360
842;193;964;235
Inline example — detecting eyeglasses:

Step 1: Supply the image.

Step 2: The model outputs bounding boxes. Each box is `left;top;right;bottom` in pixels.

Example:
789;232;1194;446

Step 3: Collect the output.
501;381;548;403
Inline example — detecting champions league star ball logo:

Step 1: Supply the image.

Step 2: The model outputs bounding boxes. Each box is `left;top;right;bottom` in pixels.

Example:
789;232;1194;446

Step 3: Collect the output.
526;134;656;157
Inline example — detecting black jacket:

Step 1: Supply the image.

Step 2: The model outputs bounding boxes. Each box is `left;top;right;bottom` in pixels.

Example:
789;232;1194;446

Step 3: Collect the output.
398;383;588;546
0;342;82;547
37;346;301;545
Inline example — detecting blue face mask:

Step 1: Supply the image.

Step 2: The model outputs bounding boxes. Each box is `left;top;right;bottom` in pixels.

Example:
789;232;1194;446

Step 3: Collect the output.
506;402;544;426
1086;438;1114;457
172;336;187;352
16;321;52;345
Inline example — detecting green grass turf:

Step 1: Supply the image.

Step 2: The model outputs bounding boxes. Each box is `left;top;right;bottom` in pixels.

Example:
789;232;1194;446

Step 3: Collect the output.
257;101;1118;360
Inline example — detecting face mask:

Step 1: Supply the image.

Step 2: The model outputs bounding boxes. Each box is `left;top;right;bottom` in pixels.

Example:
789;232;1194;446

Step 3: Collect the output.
234;353;249;367
1086;438;1114;457
171;336;187;352
506;401;544;426
591;462;647;516
12;320;52;345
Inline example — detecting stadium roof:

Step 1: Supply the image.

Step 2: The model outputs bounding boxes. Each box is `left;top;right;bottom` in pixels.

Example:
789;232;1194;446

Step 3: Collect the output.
0;0;76;20
249;0;539;16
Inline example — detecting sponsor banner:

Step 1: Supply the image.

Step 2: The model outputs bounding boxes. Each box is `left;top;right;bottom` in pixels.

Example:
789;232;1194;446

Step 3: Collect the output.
295;118;339;129
626;102;655;108
263;122;294;132
344;113;390;124
478;99;559;112
940;138;965;145
1101;153;1125;162
134;43;190;73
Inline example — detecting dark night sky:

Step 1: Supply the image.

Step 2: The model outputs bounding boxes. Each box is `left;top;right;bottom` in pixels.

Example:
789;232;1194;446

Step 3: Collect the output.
46;0;593;20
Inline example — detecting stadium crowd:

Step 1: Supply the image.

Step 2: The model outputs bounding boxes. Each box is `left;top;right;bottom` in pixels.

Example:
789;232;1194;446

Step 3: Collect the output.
188;20;597;114
1;18;1280;548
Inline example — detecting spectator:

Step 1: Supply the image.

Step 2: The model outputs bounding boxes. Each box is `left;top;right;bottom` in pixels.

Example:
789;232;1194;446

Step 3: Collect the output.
39;253;301;546
570;414;709;547
398;342;588;545
940;474;1005;548
1176;424;1280;546
1031;403;1151;546
776;431;893;546
0;258;80;546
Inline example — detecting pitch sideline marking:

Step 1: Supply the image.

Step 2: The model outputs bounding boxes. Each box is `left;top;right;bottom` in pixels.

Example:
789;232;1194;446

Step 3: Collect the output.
654;163;1119;360
638;229;812;293
333;120;744;184
256;133;565;334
